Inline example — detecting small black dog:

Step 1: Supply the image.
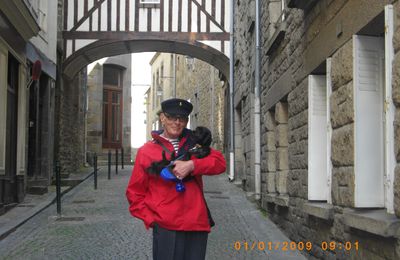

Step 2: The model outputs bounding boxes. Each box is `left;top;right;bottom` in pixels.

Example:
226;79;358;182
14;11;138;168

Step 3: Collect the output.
147;126;212;175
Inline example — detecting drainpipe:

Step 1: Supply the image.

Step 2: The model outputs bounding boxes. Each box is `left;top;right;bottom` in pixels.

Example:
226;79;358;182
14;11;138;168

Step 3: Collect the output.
254;0;261;200
229;0;235;181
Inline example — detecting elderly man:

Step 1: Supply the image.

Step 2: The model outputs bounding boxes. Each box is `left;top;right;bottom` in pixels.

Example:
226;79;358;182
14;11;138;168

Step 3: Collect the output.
126;98;226;260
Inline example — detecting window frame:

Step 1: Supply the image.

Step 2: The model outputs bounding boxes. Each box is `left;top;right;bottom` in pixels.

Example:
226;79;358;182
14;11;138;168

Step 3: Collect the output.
102;65;124;149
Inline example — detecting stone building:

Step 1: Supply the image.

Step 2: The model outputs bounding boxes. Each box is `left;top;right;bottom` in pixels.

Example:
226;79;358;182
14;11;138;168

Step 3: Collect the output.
234;0;400;258
146;53;176;140
147;52;226;151
86;55;132;165
0;0;58;214
175;56;226;151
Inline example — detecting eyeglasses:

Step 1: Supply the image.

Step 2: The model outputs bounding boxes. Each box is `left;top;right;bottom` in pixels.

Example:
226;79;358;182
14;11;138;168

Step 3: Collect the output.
164;113;188;123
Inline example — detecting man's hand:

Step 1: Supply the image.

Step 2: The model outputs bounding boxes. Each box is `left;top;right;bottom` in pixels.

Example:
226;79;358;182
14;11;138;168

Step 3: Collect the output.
172;160;194;179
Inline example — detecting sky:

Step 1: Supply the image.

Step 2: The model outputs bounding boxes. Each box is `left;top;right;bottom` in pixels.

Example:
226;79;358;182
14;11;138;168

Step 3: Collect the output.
131;52;155;148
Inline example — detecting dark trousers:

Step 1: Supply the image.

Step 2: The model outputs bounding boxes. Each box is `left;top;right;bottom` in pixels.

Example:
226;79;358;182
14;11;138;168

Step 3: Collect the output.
152;224;208;260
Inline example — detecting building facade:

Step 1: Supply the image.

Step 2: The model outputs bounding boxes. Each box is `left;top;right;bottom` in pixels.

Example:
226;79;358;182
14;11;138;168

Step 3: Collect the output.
0;0;58;214
234;0;400;258
147;52;226;151
86;55;132;165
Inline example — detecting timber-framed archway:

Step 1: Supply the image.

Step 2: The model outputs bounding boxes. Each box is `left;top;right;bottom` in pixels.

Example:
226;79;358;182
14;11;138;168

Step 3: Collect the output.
63;37;229;80
62;0;231;80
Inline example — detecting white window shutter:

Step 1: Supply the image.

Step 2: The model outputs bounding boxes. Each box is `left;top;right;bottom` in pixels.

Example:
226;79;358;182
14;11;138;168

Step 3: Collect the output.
384;4;395;213
308;75;328;200
353;35;385;207
326;58;333;204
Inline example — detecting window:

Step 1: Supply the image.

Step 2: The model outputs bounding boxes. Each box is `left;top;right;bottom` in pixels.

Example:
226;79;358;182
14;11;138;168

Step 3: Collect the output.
308;73;329;201
352;5;394;212
102;65;123;149
140;0;160;3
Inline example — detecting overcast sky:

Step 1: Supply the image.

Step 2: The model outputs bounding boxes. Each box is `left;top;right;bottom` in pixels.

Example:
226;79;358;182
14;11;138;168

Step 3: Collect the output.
131;52;155;148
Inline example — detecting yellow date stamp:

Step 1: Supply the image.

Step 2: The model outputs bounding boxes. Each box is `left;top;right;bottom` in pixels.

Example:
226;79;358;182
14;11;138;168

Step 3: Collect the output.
233;241;359;252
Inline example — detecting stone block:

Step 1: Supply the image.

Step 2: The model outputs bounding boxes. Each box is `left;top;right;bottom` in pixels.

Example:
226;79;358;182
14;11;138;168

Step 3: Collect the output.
288;179;301;197
275;124;289;147
288;109;308;130
276;170;288;194
288;81;308;116
264;110;276;131
331;39;353;89
330;81;354;129
275;102;289;124
289;139;307;157
394;164;400;217
276;147;289;170
267;172;276;193
393;52;400;106
266;151;276;172
331;167;354;207
266;131;276;151
288;153;307;170
289;124;308;144
332;166;354;187
395;9;400;52
331;124;354;167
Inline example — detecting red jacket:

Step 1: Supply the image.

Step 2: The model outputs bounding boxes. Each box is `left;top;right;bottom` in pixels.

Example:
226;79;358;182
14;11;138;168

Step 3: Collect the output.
126;129;226;232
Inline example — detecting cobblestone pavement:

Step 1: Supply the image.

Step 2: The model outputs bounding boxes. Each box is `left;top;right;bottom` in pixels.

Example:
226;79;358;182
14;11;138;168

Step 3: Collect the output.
0;166;306;260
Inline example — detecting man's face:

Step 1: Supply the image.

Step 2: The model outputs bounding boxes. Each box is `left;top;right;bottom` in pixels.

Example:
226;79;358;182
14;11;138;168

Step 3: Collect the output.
160;113;188;139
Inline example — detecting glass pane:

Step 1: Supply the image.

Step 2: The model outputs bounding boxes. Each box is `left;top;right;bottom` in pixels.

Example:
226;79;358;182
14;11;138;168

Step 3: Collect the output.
103;66;121;86
116;105;120;141
111;105;116;141
103;90;108;102
103;104;108;139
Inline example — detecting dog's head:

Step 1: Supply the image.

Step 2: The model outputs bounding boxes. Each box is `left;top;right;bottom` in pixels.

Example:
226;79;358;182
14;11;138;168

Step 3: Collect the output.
193;126;212;147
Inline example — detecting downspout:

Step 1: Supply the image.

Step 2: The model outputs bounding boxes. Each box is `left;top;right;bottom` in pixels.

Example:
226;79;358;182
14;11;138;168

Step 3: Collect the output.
229;0;235;181
173;54;177;97
254;0;261;200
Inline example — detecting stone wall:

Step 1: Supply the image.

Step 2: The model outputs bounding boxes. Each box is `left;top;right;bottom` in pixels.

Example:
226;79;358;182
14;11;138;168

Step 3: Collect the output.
57;69;86;175
175;56;226;152
233;0;257;190
234;0;400;259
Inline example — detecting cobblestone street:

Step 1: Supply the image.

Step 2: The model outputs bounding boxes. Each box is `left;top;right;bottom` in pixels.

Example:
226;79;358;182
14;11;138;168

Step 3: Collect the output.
0;167;306;260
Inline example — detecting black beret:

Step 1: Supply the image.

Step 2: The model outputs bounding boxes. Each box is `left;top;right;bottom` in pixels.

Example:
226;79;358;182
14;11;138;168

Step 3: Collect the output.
161;98;193;117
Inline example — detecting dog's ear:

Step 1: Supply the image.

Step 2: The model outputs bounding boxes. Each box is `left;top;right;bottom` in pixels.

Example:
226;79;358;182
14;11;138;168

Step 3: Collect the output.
194;126;212;146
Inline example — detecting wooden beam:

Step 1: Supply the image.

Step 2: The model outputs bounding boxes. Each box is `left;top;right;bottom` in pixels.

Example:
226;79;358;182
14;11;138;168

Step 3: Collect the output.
107;0;111;31
168;0;173;32
69;0;107;32
178;0;182;32
147;8;152;31
63;31;230;41
191;0;225;32
125;0;129;31
135;0;139;31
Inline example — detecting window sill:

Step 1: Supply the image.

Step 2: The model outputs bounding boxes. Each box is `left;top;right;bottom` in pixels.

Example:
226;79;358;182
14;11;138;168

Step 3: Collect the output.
343;208;400;238
303;202;334;221
266;21;286;56
264;193;289;207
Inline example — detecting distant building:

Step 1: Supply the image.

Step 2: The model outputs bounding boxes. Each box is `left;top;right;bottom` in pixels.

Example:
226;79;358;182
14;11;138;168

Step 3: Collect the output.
148;52;226;151
86;55;132;165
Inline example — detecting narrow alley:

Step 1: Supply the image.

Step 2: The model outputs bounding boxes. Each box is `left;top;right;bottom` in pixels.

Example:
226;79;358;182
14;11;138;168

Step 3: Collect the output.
0;167;306;260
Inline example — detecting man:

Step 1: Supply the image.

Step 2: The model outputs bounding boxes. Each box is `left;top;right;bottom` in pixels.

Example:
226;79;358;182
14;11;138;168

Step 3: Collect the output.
126;98;226;260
